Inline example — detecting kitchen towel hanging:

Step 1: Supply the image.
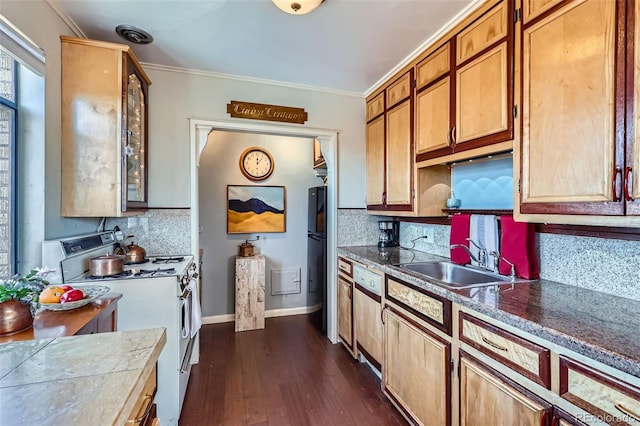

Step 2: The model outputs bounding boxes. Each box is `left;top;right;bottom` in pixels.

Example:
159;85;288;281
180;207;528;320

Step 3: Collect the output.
450;214;471;265
499;215;539;279
181;277;202;339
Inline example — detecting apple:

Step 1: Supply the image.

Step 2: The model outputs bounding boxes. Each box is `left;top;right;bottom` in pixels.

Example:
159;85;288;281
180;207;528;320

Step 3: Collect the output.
60;289;85;303
61;285;74;292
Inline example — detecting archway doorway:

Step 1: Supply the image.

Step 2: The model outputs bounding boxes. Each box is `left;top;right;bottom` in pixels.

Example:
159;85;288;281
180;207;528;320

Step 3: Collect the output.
189;118;339;343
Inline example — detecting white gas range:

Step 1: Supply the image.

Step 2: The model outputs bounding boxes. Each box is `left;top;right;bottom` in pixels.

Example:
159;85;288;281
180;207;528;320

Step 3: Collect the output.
42;232;199;426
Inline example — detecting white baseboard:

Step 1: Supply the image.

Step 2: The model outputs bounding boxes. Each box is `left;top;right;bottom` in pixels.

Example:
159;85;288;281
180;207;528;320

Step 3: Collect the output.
201;303;322;325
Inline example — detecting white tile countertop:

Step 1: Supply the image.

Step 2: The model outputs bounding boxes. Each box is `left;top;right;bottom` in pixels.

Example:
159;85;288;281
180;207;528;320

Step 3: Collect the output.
0;327;166;425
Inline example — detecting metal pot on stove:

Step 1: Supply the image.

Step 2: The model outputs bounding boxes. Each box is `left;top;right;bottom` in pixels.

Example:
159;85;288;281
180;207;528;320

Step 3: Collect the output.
90;255;125;277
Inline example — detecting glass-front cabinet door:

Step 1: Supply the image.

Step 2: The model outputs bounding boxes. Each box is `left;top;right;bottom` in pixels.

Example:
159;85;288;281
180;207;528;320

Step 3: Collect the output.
123;56;148;209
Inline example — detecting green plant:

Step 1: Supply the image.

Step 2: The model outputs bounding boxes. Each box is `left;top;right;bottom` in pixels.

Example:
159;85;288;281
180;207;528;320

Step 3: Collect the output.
0;268;51;313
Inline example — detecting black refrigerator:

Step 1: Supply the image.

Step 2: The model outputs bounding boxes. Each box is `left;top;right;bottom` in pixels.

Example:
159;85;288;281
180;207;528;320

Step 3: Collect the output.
308;186;327;333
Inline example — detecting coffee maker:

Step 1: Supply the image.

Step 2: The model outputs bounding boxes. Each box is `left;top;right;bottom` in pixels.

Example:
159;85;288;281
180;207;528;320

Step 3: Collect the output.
378;220;400;249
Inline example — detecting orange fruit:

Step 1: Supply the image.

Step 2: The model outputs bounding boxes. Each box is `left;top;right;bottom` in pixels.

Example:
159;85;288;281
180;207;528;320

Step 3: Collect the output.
40;286;66;304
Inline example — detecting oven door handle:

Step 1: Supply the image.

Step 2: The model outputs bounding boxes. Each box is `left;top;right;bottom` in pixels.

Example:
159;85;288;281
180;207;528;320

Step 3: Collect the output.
180;288;192;300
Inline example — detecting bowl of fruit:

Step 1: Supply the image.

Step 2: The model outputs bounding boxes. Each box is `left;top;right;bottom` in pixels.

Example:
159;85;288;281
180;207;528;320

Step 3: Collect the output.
39;284;110;311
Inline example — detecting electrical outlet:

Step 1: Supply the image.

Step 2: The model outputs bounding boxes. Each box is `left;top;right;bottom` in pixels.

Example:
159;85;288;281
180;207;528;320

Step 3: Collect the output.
423;227;435;244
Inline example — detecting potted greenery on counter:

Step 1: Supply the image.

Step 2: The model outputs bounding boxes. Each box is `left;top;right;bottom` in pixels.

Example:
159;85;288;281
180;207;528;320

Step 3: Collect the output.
0;268;51;335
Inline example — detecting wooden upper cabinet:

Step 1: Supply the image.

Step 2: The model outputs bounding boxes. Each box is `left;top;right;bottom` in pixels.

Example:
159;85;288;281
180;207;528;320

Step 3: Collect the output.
60;36;150;217
386;99;413;207
366;115;385;206
415;0;514;163
386;72;411;107
629;0;640;214
416;43;450;90
366;92;385;121
366;70;414;213
456;42;509;145
416;43;452;156
522;0;564;24
456;1;508;64
520;0;623;215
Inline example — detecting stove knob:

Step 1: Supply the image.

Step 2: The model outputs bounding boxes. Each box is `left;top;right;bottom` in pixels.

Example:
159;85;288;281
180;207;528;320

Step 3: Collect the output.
181;275;190;286
189;263;197;271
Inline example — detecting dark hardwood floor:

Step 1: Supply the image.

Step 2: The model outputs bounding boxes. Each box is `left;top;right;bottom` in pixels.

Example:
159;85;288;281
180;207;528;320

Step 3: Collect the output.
179;314;407;426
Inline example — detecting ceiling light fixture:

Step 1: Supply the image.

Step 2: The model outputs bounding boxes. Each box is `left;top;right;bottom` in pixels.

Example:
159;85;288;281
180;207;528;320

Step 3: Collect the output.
115;25;154;44
272;0;324;15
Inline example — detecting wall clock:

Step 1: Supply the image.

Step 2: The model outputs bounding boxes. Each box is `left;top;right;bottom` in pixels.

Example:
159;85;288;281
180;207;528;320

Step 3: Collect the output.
239;147;275;181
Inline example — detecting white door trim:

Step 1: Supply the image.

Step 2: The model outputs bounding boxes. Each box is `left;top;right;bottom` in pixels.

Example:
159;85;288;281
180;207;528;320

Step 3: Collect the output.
189;118;339;344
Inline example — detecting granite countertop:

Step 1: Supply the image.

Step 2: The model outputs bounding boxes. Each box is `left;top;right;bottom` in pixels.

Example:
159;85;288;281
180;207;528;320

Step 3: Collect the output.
339;245;640;379
0;328;166;425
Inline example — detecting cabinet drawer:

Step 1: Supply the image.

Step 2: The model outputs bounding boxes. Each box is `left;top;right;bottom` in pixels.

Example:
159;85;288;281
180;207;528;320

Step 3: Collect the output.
386;72;412;107
560;356;640;424
457;1;508;64
385;276;451;335
127;365;157;425
366;93;385;121
459;312;551;388
338;256;353;278
416;43;450;89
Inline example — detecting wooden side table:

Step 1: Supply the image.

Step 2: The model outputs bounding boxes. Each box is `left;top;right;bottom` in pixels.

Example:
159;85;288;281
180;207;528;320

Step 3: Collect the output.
235;254;265;332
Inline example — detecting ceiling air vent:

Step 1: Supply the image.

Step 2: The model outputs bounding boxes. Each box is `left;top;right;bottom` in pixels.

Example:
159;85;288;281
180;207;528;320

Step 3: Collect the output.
115;25;154;45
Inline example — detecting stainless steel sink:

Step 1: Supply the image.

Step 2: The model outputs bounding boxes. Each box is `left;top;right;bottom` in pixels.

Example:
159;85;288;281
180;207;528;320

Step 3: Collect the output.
393;261;527;289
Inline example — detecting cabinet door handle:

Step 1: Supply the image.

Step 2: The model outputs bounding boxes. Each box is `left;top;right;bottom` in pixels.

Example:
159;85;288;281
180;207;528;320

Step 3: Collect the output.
448;127;457;149
624;167;633;201
481;336;508;352
128;395;153;424
615;402;640;422
348;285;352;300
613;167;622;202
382;192;386;204
381;306;385;324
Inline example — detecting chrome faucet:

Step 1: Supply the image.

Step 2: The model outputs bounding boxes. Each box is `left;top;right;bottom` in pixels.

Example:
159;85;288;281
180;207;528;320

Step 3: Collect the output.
489;251;517;281
450;238;487;269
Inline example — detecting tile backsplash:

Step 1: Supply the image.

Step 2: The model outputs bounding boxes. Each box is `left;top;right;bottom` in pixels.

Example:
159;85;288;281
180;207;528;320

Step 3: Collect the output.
106;209;191;256
337;208;384;246
337;209;640;302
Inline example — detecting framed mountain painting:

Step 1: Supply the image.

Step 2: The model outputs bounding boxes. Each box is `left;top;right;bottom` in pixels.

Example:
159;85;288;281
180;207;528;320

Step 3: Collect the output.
227;185;286;233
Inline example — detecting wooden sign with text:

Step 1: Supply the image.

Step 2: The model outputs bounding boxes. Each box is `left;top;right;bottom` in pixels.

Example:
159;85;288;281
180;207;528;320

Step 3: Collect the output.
226;100;308;124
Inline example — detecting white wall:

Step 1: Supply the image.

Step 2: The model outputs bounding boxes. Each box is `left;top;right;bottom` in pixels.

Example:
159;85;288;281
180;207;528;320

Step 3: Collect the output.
1;1;100;239
199;131;323;316
145;66;366;209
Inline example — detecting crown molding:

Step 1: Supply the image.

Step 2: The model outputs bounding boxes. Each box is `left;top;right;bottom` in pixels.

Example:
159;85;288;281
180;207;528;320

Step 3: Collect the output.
141;62;364;98
45;0;86;38
364;0;486;97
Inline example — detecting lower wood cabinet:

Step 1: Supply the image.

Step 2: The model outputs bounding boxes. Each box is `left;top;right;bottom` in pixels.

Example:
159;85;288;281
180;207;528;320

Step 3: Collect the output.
127;364;158;425
383;307;450;425
559;356;640;426
337;274;354;355
459;353;550;426
354;285;383;369
74;296;119;335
